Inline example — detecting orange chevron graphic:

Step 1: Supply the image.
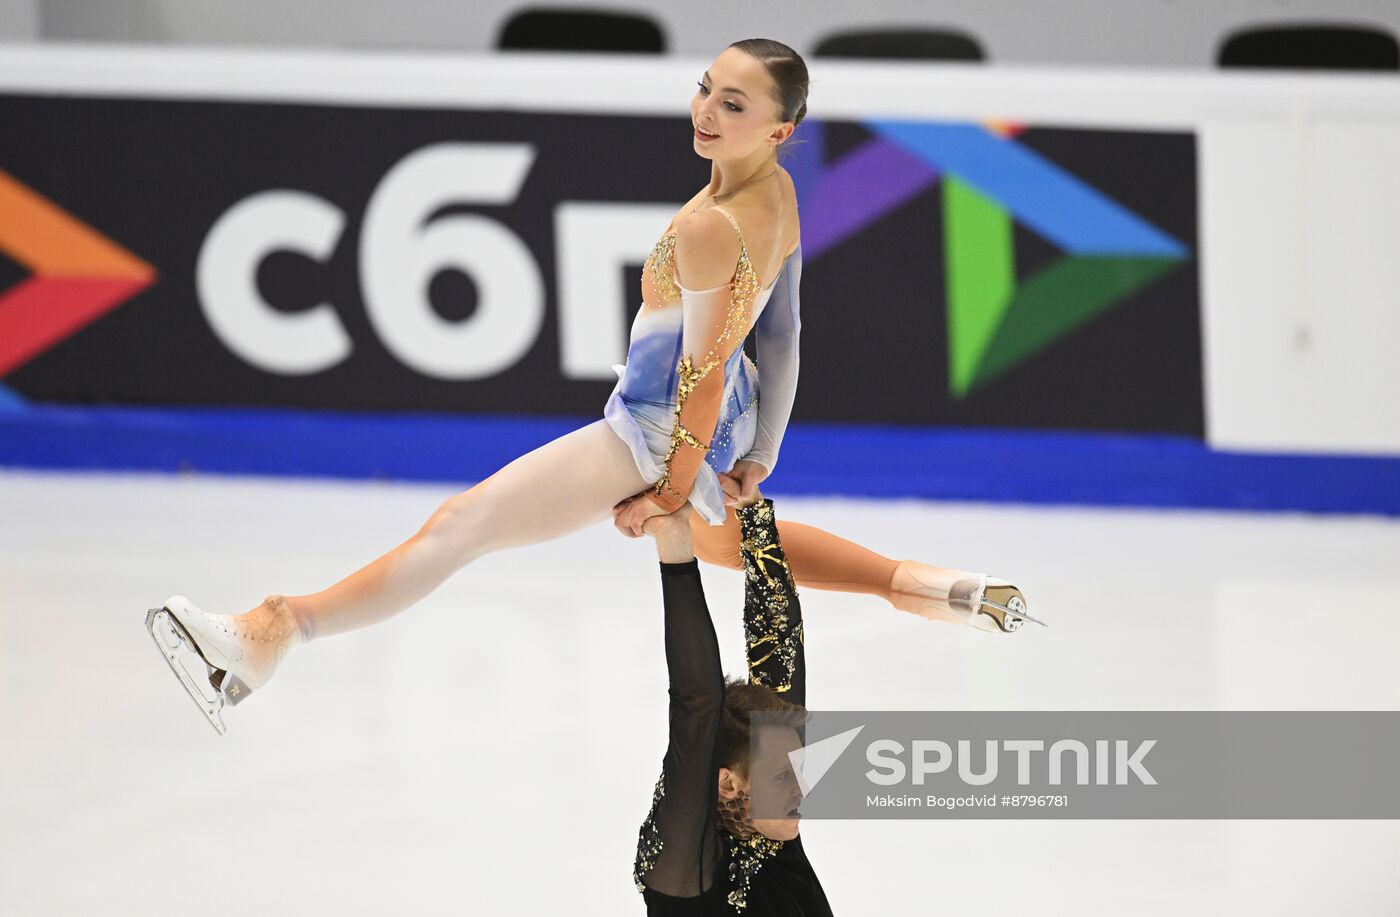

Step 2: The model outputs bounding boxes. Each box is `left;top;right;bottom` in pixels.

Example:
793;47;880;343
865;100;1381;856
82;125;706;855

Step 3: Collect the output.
0;168;157;376
981;117;1029;139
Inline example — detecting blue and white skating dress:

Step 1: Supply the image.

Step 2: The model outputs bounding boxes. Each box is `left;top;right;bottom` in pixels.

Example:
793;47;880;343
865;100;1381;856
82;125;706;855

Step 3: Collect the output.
603;204;802;525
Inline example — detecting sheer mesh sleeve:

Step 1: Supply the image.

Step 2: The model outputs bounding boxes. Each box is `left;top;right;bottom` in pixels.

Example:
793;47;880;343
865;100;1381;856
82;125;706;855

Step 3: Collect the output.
633;560;725;898
743;244;802;475
647;215;762;514
736;499;806;708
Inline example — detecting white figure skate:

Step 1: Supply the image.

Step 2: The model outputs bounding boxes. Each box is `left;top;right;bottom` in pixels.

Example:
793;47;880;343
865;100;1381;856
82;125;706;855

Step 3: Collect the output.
891;562;1047;634
145;595;299;735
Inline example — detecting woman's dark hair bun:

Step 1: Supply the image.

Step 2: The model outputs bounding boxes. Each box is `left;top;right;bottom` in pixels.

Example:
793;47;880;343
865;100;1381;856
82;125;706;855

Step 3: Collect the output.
728;38;809;130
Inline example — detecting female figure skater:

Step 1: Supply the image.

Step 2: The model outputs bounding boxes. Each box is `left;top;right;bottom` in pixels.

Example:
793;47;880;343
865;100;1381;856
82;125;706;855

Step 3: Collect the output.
146;38;1039;735
633;493;827;913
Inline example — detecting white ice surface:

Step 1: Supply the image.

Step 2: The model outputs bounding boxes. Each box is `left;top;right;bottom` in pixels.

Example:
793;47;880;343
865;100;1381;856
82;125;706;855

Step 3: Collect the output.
2;469;1398;915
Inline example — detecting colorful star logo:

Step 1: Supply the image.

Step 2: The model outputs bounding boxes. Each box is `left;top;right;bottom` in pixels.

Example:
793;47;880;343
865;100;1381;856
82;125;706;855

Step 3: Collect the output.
787;119;1189;397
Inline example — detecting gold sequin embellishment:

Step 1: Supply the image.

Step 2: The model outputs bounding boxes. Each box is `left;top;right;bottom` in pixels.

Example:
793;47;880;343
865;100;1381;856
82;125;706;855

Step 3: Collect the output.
651;208;764;503
726;831;785;910
643;229;682;304
633;767;667;892
737;499;803;694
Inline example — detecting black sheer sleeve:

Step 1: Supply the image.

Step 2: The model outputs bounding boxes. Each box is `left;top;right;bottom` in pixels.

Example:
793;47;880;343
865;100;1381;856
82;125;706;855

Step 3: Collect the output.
633;560;726;898
736;499;806;708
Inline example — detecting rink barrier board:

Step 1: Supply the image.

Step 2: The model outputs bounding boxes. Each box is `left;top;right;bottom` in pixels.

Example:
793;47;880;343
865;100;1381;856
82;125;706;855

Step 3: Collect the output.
2;46;1399;457
0;91;1203;437
1;404;1396;516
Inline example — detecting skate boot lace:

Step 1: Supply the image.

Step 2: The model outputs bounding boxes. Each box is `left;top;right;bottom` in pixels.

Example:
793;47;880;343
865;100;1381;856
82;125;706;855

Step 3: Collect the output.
215;598;300;687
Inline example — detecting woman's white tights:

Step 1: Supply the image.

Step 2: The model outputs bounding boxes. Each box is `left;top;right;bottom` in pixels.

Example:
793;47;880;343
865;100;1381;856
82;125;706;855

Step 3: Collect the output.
255;420;650;640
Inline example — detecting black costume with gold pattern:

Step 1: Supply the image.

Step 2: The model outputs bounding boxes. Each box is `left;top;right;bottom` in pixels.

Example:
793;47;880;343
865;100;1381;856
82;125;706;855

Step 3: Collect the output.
633;499;832;915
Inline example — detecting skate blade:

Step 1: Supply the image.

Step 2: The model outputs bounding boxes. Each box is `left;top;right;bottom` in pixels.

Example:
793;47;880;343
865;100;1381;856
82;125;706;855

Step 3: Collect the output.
145;607;228;736
980;588;1047;638
981;599;1049;628
980;599;1047;627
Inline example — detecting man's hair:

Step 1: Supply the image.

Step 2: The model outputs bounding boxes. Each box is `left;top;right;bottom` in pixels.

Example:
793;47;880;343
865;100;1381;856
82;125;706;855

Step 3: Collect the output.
719;676;807;778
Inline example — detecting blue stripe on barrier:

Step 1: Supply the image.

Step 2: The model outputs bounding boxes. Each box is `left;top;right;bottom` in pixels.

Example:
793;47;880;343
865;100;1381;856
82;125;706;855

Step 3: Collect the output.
0;383;26;411
0;403;1397;516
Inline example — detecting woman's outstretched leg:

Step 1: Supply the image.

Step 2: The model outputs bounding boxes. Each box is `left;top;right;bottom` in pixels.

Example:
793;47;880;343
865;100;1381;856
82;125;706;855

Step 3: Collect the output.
246;420;650;644
689;504;1024;631
690;507;896;596
152;421;652;724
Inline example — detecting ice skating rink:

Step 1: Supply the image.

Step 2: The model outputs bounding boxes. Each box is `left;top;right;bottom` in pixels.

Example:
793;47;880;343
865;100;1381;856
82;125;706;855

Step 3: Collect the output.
3;468;1399;916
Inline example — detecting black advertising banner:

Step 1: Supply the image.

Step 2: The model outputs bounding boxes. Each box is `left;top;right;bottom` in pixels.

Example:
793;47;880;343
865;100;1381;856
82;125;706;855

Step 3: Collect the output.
0;94;1201;434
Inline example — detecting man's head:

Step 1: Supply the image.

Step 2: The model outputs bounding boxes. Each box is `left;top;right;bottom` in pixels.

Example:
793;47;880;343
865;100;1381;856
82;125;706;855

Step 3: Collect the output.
716;677;807;841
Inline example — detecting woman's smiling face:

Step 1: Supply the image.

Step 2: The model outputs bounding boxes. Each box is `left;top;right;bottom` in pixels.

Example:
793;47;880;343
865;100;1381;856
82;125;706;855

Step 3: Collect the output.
690;46;786;159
